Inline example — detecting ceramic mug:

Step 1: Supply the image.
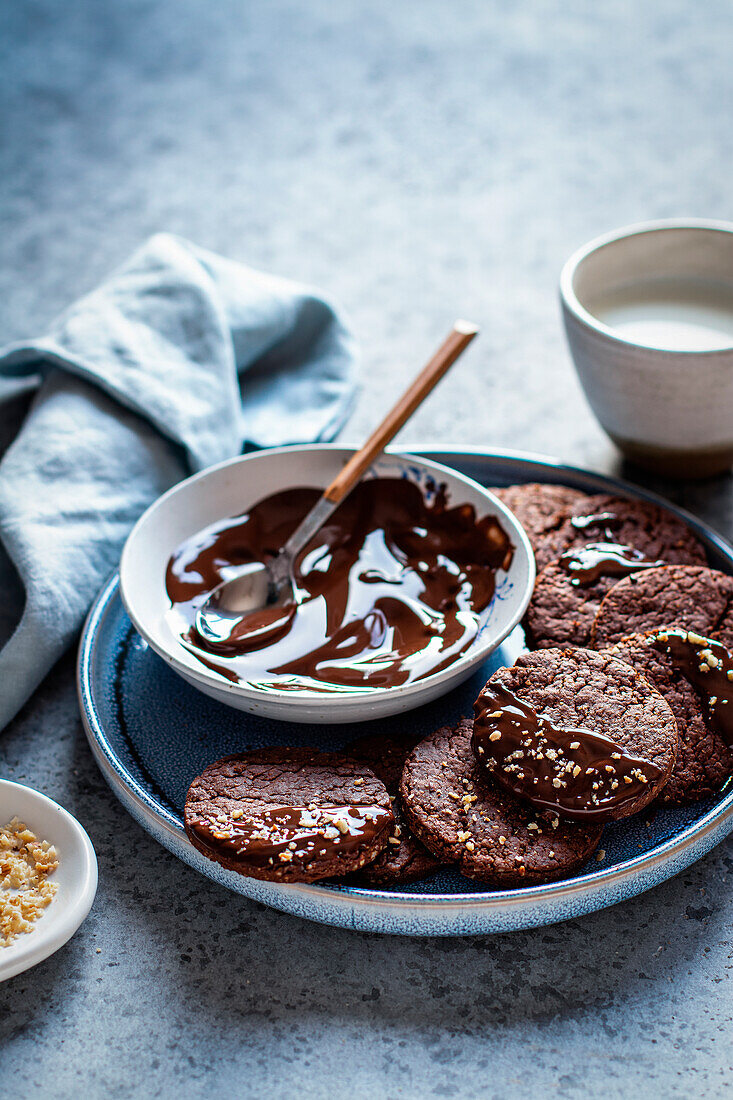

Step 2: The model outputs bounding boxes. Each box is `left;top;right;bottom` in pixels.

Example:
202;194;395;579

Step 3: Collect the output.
560;219;733;477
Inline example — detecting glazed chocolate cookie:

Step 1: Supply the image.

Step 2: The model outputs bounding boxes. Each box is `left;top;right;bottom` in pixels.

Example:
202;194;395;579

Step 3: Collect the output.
347;734;445;885
591;565;733;649
490;483;599;571
602;632;733;805
185;748;394;883
399;718;603;886
524;499;707;650
549;495;707;571
473;647;677;820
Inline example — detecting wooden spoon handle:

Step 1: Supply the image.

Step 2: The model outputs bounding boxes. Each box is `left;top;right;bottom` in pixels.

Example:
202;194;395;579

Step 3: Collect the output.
323;320;479;504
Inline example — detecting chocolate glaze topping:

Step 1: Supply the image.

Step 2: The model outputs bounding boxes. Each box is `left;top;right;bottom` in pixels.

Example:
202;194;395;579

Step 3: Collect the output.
472;684;664;821
570;511;619;533
192;804;394;868
559;542;664;586
651;628;733;746
165;478;514;691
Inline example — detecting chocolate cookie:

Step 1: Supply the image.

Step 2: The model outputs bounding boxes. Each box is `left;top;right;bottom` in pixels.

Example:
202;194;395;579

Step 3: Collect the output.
591;565;733;648
602;632;733;804
400;718;603;886
550;495;707;570
346;733;445;885
524;499;707;650
473;647;677;820
185;748;394;883
525;558;631;650
490;483;600;570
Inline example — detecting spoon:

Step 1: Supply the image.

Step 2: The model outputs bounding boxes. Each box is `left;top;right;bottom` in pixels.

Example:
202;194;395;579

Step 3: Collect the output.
195;320;479;646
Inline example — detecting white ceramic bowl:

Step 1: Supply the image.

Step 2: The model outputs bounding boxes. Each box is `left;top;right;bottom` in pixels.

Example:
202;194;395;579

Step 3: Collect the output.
561;218;733;477
0;780;98;982
119;445;535;724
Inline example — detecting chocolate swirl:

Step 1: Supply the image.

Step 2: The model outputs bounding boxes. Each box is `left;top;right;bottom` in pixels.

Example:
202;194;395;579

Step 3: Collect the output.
559;542;664;586
570;511;620;534
165;478;514;691
472;684;664;821
192;804;394;869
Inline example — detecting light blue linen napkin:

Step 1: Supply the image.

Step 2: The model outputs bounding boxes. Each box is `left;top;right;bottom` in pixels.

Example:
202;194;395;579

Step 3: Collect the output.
0;233;358;731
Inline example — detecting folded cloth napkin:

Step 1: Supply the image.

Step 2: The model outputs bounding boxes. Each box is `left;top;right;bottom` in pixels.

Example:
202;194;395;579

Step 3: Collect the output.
0;233;358;731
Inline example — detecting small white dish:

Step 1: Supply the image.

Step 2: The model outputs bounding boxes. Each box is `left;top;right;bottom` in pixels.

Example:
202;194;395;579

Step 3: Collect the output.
561;218;733;477
119;445;535;724
0;780;98;982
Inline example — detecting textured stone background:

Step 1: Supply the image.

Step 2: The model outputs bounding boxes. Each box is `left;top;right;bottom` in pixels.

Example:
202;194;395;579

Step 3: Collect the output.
1;1;733;1096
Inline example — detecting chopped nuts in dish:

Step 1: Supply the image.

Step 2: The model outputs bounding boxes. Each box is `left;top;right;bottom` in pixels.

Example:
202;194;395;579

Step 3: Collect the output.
1;817;59;948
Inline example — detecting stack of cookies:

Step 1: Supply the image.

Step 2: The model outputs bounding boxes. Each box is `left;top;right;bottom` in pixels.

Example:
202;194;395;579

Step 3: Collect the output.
184;482;733;888
503;482;733;807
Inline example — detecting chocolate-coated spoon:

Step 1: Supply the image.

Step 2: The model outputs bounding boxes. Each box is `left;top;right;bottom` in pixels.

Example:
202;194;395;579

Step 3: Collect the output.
194;320;479;647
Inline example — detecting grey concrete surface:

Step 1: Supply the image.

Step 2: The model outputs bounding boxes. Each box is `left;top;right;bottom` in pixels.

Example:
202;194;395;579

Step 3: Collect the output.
1;1;733;1096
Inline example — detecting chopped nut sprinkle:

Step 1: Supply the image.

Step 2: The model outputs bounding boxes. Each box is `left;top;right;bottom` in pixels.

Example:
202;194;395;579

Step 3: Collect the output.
0;818;58;954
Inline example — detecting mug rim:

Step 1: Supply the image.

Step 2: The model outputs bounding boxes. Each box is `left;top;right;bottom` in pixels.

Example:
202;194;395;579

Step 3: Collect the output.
560;218;733;357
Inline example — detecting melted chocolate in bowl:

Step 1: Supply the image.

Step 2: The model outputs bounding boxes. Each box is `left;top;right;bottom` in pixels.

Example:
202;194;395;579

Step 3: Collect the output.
165;479;514;692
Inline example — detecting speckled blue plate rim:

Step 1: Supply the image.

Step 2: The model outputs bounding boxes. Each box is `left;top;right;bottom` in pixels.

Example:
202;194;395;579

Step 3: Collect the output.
77;447;733;936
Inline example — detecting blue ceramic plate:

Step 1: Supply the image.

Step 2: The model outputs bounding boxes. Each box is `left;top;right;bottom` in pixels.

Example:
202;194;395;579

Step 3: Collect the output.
77;449;733;936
